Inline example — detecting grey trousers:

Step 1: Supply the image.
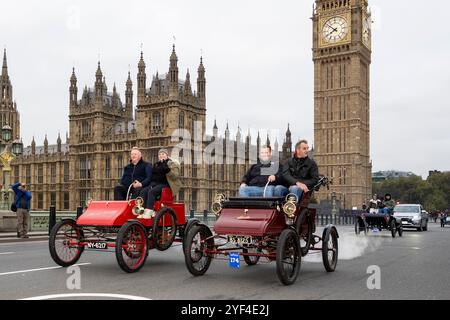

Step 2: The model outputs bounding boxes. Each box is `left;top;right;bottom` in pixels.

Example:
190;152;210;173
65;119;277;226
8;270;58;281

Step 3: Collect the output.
17;208;30;236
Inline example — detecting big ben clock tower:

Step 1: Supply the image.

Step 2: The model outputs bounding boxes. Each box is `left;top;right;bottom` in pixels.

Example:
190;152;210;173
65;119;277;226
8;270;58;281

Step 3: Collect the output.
313;0;372;209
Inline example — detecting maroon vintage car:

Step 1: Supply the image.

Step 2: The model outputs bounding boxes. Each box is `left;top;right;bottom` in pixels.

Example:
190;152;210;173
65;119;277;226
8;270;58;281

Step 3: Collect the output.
183;176;338;285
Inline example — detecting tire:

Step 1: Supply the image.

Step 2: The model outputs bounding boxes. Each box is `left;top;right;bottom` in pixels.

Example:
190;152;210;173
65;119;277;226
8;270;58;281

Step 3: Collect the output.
295;208;312;256
391;220;397;238
184;224;214;276
322;227;338;272
243;247;261;266
417;224;423;232
423;222;428;231
115;221;148;273
276;228;301;285
398;225;403;237
49;219;84;267
182;218;200;253
152;208;177;251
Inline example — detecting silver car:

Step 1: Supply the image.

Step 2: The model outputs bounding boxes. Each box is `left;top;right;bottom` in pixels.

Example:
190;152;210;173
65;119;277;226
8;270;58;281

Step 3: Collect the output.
393;204;429;231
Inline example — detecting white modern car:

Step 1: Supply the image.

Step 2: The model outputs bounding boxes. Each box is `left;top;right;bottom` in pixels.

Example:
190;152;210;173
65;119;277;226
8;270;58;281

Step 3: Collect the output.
393;204;429;231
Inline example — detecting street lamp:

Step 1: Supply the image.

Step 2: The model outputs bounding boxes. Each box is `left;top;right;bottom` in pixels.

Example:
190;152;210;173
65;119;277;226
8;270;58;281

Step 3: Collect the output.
2;125;12;142
0;125;24;209
12;139;23;156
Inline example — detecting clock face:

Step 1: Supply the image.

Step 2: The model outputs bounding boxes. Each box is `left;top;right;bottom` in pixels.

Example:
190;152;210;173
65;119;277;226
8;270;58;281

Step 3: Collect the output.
362;15;371;45
322;16;349;44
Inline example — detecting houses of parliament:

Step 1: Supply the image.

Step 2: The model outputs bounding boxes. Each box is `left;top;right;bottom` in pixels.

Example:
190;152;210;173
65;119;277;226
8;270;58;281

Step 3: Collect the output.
5;0;373;211
6;46;293;211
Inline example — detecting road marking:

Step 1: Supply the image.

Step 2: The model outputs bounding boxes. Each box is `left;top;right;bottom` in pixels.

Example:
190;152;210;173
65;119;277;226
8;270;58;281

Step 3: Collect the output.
0;252;14;255
0;263;91;276
20;293;151;300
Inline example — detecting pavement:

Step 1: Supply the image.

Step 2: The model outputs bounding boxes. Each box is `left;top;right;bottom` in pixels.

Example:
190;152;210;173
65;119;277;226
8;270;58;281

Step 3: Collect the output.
0;223;449;300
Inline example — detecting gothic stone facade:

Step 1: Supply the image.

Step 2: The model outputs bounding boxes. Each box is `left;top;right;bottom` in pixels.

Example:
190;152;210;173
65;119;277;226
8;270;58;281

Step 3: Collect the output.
11;46;292;212
312;0;372;209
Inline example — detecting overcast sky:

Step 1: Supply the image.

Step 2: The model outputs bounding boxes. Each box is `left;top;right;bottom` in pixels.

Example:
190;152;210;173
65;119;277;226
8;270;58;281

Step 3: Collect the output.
1;0;449;178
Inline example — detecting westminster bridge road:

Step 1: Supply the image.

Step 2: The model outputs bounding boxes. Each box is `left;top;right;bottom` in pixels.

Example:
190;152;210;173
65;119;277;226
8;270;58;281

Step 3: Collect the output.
0;223;449;300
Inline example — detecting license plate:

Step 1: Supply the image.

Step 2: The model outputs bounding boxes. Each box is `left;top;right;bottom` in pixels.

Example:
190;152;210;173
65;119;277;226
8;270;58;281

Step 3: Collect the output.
227;235;252;245
402;221;408;224
86;242;108;249
373;228;379;232
229;252;240;269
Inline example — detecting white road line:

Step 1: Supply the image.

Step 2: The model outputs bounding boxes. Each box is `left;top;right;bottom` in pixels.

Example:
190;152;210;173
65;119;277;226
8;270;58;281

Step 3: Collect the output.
0;252;14;255
0;262;91;276
20;293;151;300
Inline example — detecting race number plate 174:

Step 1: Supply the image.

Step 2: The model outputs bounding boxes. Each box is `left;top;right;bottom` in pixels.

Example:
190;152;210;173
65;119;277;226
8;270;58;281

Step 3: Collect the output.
229;252;240;269
87;242;108;249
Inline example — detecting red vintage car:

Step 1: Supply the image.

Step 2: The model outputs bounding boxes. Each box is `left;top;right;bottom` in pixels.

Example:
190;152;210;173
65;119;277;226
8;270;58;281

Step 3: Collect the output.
49;187;198;273
183;176;338;285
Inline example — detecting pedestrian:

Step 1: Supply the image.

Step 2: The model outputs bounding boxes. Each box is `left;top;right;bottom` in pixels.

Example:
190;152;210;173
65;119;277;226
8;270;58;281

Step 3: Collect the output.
11;182;32;239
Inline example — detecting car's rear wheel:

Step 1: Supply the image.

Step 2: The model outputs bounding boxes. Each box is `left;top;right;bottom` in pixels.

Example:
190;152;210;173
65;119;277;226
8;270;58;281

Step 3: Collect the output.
152;208;177;251
115;221;148;273
184;224;214;276
276;228;301;285
391;220;397;238
182;218;200;253
322;227;338;272
49;219;84;267
398;225;403;237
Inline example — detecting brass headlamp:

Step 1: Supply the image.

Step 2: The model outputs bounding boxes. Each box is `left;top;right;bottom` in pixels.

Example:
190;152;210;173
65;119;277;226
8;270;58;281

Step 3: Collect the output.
132;197;145;216
211;193;226;216
282;193;298;219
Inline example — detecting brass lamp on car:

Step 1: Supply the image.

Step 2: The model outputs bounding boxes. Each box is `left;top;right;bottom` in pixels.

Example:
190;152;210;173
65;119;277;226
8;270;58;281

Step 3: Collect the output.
132;197;145;216
282;193;298;219
211;193;226;216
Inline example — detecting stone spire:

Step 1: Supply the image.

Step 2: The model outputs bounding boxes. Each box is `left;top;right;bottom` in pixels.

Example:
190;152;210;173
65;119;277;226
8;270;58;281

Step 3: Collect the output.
69;67;78;106
95;61;103;99
169;44;179;97
125;71;133;120
57;132;62;153
44;134;48;154
2;48;8;77
137;51;146;102
184;69;192;95
197;56;206;105
31;136;36;155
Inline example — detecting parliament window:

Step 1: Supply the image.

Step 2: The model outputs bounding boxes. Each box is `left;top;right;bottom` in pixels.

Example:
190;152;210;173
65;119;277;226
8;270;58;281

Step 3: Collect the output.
63;192;70;210
37;164;43;184
25;165;31;184
79;156;91;179
117;155;124;178
105;155;111;178
152;112;161;131
50;163;56;184
63;162;69;182
37;193;43;209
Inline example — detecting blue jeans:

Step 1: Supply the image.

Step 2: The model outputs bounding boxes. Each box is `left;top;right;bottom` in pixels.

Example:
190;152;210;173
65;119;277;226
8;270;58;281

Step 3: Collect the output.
239;185;275;197
274;185;303;201
380;208;393;214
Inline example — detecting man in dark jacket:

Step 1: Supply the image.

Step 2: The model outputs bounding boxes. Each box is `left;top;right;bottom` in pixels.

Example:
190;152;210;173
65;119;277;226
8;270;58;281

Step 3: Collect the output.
239;145;283;197
12;182;32;238
275;140;319;200
114;147;152;200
